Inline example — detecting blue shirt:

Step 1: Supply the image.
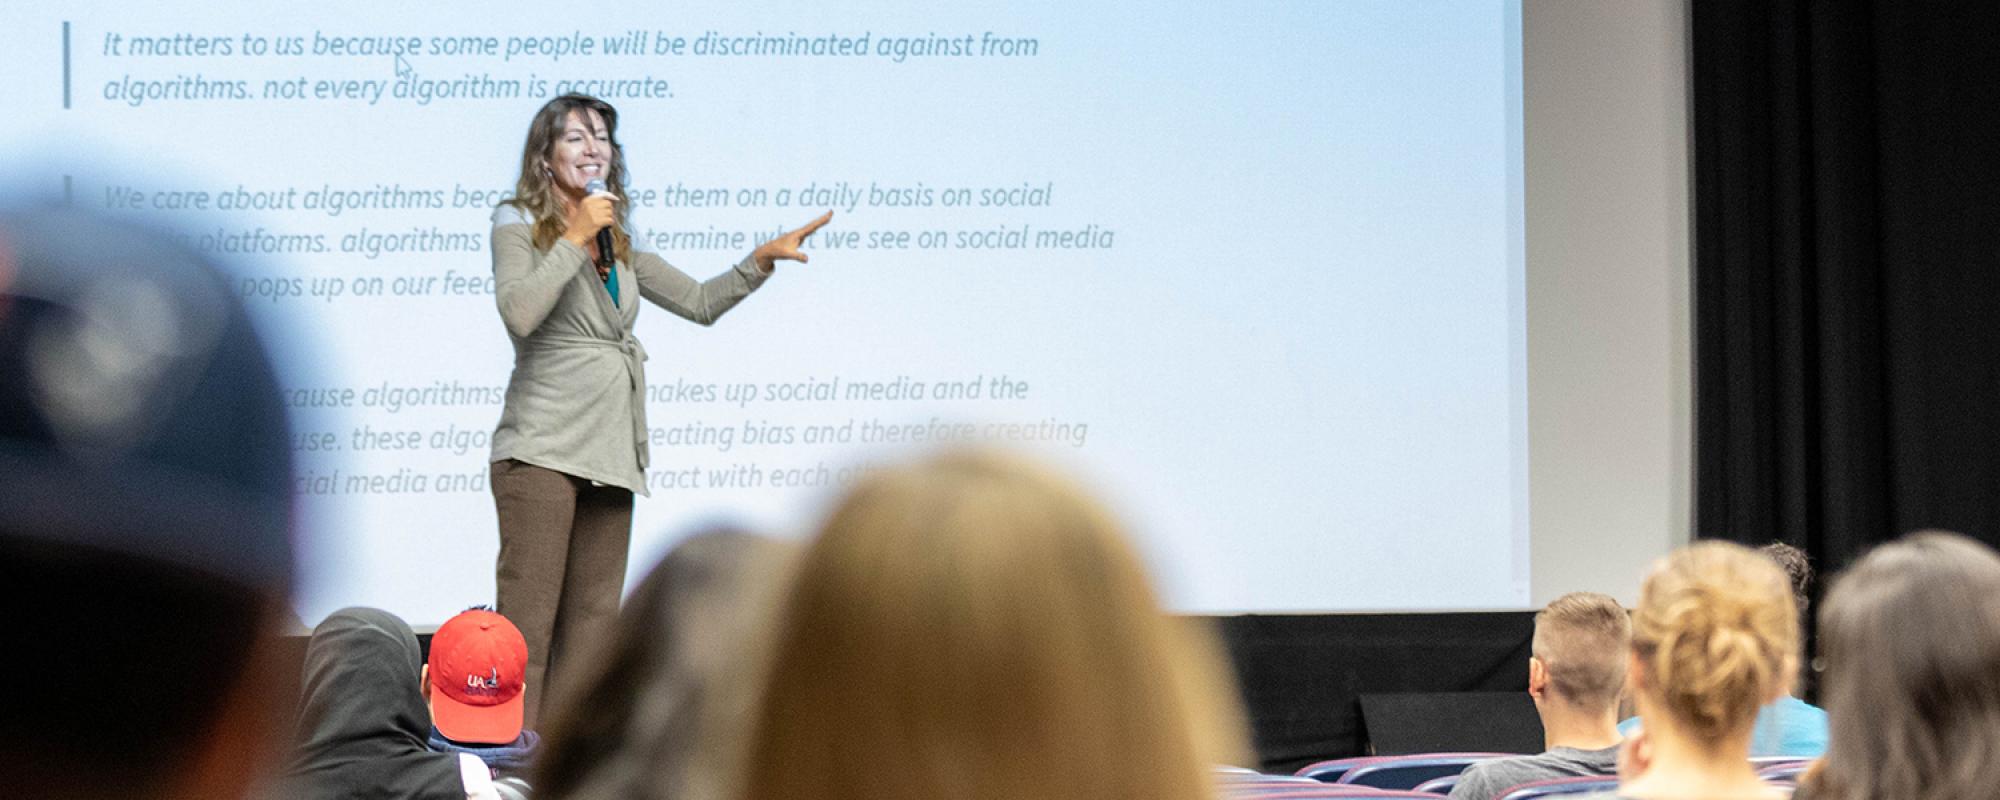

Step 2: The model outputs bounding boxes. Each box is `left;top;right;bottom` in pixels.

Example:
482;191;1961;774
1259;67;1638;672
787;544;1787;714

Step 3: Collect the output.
1616;695;1827;757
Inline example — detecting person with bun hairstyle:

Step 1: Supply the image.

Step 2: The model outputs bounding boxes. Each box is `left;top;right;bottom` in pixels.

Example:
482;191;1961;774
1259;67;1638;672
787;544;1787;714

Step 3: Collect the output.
1795;531;2000;800
738;449;1249;800
1614;541;1828;757
1589;541;1797;800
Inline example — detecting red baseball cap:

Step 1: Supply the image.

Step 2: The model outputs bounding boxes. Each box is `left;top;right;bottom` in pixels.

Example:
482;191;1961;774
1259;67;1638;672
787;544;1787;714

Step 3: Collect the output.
428;608;528;744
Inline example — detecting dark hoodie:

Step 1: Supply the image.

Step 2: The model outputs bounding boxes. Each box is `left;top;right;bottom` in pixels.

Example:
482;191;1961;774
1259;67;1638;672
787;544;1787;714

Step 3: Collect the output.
281;607;466;800
428;727;540;780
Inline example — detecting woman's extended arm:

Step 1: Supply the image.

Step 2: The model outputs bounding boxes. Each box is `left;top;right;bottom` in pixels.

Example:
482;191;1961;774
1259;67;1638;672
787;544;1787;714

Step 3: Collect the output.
630;252;769;326
632;211;832;325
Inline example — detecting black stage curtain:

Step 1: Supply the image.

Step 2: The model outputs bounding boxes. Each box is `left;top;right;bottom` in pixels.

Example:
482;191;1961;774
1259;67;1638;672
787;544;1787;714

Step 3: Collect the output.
1693;2;2000;577
1216;613;1534;772
271;613;1536;772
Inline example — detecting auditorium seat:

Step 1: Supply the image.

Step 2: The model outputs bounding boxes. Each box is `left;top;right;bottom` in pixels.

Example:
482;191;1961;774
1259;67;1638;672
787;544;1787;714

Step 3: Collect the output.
1298;753;1510;789
1220;773;1327;789
1756;759;1810;784
1295;756;1375;783
1493;775;1620;799
1225;787;1447;799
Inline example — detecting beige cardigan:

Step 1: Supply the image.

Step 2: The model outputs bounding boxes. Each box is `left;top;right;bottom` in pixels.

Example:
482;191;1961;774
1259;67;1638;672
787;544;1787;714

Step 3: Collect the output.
487;205;767;495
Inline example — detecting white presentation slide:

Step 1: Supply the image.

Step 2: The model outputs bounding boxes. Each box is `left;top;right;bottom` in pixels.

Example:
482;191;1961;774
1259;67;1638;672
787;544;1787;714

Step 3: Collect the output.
3;0;1527;624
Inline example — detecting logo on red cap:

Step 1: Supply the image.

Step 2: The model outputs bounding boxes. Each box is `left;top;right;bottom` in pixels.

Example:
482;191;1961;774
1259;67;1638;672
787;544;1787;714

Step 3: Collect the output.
428;609;528;744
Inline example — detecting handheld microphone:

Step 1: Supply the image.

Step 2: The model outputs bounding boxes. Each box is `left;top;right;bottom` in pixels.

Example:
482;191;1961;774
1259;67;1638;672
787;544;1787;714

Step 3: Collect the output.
584;178;614;272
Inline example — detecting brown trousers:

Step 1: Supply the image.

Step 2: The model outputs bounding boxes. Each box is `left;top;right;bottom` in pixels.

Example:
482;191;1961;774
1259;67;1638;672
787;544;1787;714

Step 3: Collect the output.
490;459;633;726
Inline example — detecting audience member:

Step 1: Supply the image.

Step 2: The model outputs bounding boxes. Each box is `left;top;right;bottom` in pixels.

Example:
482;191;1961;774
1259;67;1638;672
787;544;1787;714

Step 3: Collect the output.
534;528;796;800
424;607;540;785
1752;541;1828;753
1587;541;1795;800
1616;540;1827;757
0;206;297;800
1796;530;2000;800
281;607;502;800
1451;592;1630;800
738;449;1249;800
1758;542;1812;620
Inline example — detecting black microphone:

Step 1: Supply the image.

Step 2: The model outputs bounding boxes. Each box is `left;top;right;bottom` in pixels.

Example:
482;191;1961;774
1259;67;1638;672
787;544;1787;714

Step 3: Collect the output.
584;178;614;273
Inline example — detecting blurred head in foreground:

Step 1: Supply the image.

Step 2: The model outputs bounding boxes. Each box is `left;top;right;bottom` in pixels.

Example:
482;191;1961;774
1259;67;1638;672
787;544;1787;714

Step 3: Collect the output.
535;527;797;800
0;205;294;800
740;449;1249;800
1806;531;2000;800
1622;541;1796;795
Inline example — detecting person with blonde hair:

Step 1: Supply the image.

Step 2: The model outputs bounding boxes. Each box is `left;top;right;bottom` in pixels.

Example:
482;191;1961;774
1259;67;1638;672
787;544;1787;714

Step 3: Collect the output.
1614;541;1828;757
1451;592;1630;800
1590;541;1796;800
738;449;1249;800
1796;530;2000;800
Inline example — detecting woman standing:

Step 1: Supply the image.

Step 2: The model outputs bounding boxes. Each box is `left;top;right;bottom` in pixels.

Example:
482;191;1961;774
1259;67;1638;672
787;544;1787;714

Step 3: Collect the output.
488;93;828;723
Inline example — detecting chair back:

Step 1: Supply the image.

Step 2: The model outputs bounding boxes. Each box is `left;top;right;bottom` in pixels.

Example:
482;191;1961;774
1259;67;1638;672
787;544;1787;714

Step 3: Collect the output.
1228;788;1447;799
1757;759;1810;784
1494;775;1620;800
1296;756;1376;783
1338;753;1512;789
1224;774;1330;790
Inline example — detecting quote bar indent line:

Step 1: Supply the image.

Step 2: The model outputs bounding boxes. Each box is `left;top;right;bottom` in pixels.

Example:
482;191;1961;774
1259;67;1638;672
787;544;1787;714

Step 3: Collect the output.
62;21;72;109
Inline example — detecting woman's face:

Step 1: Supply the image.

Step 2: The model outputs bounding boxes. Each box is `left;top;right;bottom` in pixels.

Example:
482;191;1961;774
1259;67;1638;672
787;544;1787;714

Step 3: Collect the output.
544;108;611;200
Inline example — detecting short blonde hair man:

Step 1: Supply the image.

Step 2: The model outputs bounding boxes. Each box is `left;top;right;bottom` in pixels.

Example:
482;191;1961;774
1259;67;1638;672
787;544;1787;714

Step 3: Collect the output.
1450;593;1631;800
1532;592;1633;713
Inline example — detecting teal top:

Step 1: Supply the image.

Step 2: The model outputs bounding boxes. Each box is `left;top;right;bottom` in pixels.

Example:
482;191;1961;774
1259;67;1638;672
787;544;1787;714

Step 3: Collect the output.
605;262;619;305
1617;695;1828;757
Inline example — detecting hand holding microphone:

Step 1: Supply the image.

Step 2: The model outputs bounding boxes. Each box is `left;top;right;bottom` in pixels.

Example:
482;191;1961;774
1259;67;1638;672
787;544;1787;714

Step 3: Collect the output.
562;179;619;272
584;178;615;272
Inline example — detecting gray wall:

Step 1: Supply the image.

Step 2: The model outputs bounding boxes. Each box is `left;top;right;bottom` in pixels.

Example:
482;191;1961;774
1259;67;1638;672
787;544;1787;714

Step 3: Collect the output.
1525;0;1692;605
